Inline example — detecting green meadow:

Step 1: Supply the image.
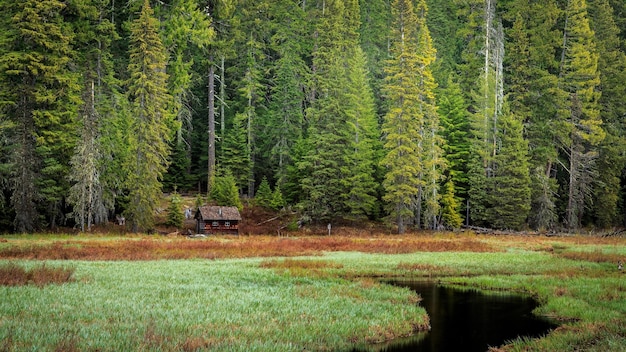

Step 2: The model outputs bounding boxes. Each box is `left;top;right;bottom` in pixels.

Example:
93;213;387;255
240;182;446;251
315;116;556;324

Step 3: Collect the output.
0;234;625;351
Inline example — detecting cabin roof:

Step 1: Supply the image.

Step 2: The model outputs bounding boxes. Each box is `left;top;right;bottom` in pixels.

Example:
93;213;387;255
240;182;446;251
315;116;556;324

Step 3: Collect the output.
196;206;242;221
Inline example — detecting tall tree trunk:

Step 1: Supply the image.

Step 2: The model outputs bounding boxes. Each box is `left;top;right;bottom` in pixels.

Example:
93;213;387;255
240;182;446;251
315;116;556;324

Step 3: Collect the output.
208;57;216;193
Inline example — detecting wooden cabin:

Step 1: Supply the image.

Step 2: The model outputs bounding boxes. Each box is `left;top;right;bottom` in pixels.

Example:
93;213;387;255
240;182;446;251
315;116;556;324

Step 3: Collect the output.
195;206;242;235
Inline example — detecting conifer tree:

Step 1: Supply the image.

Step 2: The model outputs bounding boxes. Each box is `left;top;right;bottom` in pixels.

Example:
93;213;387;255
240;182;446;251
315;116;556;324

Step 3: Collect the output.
503;0;562;230
301;0;378;221
124;0;173;232
382;0;421;233
441;180;462;229
300;0;350;220
416;0;445;230
68;0;119;232
255;176;273;209
210;169;243;211
270;187;286;211
0;0;80;232
588;0;626;226
559;0;604;229
488;106;531;230
166;191;184;228
343;47;381;220
438;76;470;222
263;0;309;188
160;0;213;191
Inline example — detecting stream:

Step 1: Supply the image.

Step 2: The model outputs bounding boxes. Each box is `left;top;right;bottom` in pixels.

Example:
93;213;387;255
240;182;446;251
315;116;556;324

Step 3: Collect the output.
356;280;558;352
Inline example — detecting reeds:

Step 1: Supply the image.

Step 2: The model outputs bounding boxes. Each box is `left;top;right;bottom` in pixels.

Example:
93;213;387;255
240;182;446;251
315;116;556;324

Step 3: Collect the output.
0;262;74;287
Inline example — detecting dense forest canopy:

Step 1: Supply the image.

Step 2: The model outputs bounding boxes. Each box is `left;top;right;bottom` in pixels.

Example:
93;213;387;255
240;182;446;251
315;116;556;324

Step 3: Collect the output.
0;0;624;233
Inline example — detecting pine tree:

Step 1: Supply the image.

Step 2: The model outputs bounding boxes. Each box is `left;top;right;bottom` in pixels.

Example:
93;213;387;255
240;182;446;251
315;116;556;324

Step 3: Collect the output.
124;0;173;232
441;180;462;229
342;46;381;220
559;0;604;229
588;0;626;226
166;191;184;228
488;106;531;230
270;187;286;211
300;0;350;220
210;169;243;211
0;0;80;232
263;0;309;188
255;176;273;209
416;0;445;230
381;0;424;233
68;0;120;232
465;0;505;227
301;0;378;221
438;76;470;223
503;0;562;230
160;0;213;192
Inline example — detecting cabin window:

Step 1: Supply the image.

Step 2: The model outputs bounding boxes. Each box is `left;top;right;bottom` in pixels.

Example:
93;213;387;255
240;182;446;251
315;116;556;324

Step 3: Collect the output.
225;221;230;227
212;221;219;227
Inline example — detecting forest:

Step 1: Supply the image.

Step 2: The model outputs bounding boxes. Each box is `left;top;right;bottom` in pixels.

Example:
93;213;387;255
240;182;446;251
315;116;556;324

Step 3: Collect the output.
0;0;624;233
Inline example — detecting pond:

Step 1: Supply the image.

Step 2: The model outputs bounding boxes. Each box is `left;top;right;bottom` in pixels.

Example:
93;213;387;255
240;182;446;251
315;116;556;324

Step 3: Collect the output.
357;280;558;352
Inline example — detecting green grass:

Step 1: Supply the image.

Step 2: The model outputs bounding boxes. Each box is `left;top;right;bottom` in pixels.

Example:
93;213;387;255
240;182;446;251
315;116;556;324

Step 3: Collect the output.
0;234;625;351
0;259;426;351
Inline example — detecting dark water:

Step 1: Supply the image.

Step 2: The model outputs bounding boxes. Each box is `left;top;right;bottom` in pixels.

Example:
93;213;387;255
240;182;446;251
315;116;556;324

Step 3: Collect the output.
358;281;558;352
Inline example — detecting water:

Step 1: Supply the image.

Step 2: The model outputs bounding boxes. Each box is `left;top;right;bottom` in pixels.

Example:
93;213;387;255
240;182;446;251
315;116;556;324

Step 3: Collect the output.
359;281;558;352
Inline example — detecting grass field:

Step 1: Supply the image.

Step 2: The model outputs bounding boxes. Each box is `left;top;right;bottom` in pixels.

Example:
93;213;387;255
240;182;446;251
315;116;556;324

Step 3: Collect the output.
0;232;625;351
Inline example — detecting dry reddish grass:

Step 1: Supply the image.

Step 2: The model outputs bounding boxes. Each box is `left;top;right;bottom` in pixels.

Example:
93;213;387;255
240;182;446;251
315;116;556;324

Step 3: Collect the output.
259;258;344;270
0;234;498;261
0;263;75;287
558;250;624;264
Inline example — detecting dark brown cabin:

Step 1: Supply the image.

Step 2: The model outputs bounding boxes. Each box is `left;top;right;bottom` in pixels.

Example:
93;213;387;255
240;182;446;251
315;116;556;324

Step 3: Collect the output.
195;206;242;235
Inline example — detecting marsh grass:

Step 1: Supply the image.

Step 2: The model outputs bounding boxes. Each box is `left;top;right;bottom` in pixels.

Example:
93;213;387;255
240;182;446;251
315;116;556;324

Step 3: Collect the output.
0;234;497;261
0;262;75;287
0;259;427;351
1;233;626;351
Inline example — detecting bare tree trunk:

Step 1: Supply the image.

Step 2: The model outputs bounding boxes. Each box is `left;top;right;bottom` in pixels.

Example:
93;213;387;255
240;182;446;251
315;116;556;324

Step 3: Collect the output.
208;57;216;194
220;56;226;141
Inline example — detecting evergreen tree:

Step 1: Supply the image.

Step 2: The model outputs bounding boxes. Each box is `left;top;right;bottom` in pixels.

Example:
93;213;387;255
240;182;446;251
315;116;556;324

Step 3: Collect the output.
343;47;381;220
0;0;80;232
416;0;445;230
301;0;378;221
300;0;350;220
124;0;173;232
359;0;391;117
441;180;462;229
381;0;425;233
221;112;252;192
262;0;309;188
588;0;626;226
68;0;119;232
270;187;286;211
255;176;273;209
503;0;562;229
488;106;531;230
465;0;505;227
160;0;213;192
438;76;470;222
559;0;604;229
210;169;243;211
166;191;184;228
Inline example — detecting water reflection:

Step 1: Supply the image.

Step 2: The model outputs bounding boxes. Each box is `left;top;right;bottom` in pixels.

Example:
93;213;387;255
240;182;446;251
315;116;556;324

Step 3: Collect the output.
358;281;557;352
